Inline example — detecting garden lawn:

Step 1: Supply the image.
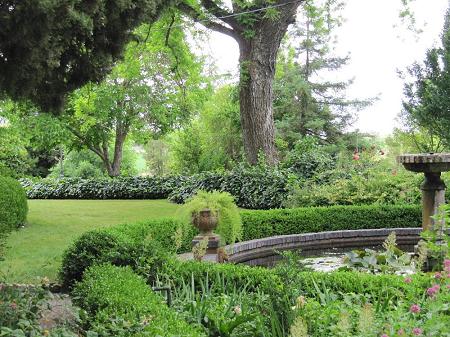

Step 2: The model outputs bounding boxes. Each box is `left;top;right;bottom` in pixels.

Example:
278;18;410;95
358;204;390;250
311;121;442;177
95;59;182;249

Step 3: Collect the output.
0;199;180;284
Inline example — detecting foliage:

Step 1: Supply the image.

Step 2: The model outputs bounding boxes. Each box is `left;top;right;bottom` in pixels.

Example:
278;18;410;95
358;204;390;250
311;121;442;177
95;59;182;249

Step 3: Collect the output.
49;146;138;179
293;267;450;337
59;218;192;289
73;264;205;336
420;205;450;271
343;232;416;274
0;284;79;336
274;0;371;148
240;204;421;241
280;137;335;179
0;176;28;236
0;0;169;111
180;190;242;244
169;274;269;336
23;166;291;209
20;176;180;200
401;4;450;148
169;165;291;209
169;85;242;174
61;13;208;177
284;164;425;208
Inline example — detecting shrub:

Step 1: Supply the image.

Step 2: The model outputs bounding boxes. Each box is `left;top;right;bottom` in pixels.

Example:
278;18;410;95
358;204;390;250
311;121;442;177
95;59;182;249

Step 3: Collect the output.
240;204;421;240
168;166;291;209
0;176;28;231
73;264;205;336
285;169;425;208
60;218;195;289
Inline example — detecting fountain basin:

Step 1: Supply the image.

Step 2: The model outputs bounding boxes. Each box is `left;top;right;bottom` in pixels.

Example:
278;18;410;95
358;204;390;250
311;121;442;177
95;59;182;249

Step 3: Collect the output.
224;228;421;267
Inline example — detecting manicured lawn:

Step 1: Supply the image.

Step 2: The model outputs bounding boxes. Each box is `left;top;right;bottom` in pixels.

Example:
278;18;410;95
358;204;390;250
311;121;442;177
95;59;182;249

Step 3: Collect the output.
0;199;180;283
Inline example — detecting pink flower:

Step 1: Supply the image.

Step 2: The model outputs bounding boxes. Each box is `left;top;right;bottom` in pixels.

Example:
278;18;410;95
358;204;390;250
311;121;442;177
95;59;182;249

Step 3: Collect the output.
427;284;440;297
404;277;412;284
397;329;405;335
410;304;421;313
412;327;422;335
444;259;450;272
381;334;389;337
9;302;17;310
434;272;442;279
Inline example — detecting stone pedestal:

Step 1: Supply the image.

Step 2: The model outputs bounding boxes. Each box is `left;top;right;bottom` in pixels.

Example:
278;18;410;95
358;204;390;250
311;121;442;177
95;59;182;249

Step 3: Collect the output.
192;234;220;255
398;153;450;231
421;172;446;231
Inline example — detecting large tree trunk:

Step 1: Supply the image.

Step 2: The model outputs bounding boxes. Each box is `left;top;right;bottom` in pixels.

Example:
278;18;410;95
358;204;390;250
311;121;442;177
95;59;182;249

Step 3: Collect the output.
238;38;278;165
180;0;302;165
238;11;299;164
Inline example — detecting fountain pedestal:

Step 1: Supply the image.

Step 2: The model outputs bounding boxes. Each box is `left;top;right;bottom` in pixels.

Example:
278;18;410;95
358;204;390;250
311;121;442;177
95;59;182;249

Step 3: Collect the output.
398;153;450;230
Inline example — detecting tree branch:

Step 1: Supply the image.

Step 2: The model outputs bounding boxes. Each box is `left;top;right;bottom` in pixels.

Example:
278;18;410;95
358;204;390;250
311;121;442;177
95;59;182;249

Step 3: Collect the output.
178;2;241;42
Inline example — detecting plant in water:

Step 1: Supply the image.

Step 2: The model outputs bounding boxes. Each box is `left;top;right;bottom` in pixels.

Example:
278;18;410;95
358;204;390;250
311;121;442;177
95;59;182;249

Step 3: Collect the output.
343;231;414;274
180;190;242;244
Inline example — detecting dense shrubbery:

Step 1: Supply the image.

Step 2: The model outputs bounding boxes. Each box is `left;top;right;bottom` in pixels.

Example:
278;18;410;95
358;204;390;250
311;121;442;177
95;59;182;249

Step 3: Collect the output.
73;264;204;336
22;166;291;209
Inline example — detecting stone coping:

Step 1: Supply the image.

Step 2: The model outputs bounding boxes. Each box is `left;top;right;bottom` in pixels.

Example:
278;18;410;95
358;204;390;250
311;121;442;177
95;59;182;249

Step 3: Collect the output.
225;228;422;264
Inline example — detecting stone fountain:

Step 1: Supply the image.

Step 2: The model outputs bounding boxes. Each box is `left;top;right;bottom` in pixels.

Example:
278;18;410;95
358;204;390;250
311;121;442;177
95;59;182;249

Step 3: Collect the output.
397;153;450;230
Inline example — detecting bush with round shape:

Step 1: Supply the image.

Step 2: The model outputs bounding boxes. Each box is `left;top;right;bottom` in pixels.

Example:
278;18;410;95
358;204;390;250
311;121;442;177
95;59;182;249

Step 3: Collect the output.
0;176;28;231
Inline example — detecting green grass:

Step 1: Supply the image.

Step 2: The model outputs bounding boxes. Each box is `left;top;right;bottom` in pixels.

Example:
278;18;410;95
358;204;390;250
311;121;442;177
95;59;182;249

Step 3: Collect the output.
0;199;180;284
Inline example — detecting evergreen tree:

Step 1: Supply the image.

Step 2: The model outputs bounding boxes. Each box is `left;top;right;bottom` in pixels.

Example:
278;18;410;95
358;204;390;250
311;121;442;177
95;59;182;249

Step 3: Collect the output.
274;0;372;147
401;3;450;150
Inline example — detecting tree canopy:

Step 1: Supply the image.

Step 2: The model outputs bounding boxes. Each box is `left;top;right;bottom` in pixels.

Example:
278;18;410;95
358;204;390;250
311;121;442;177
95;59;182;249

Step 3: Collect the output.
0;0;169;111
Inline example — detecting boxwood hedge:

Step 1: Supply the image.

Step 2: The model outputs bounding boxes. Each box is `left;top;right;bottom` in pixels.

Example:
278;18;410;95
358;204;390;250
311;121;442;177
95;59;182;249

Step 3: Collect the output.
240;204;422;240
73;264;205;337
0;176;28;231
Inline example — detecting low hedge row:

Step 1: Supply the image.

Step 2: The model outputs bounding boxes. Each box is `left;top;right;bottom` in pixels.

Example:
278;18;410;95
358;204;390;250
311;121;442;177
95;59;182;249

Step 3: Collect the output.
61;204;422;290
73;264;205;336
20;166;291;209
240;204;421;240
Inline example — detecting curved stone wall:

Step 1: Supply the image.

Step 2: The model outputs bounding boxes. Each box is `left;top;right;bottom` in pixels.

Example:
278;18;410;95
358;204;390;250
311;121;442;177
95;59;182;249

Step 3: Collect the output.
225;228;422;267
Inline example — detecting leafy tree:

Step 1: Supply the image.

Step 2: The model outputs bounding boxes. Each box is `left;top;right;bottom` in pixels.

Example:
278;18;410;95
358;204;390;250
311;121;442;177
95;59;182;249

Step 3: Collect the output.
0;0;169;111
0;100;68;177
169;85;242;174
62;15;208;177
274;0;371;148
179;0;304;165
401;4;450;149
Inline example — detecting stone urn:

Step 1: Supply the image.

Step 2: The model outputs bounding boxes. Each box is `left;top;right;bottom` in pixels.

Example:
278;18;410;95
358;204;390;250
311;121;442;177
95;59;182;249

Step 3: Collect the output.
191;209;221;255
192;209;218;236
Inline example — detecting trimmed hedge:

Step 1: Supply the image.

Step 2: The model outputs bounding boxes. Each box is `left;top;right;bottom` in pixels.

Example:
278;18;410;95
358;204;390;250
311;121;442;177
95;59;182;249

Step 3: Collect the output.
0;176;28;232
240;204;421;240
21;166;291;209
73;264;205;336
